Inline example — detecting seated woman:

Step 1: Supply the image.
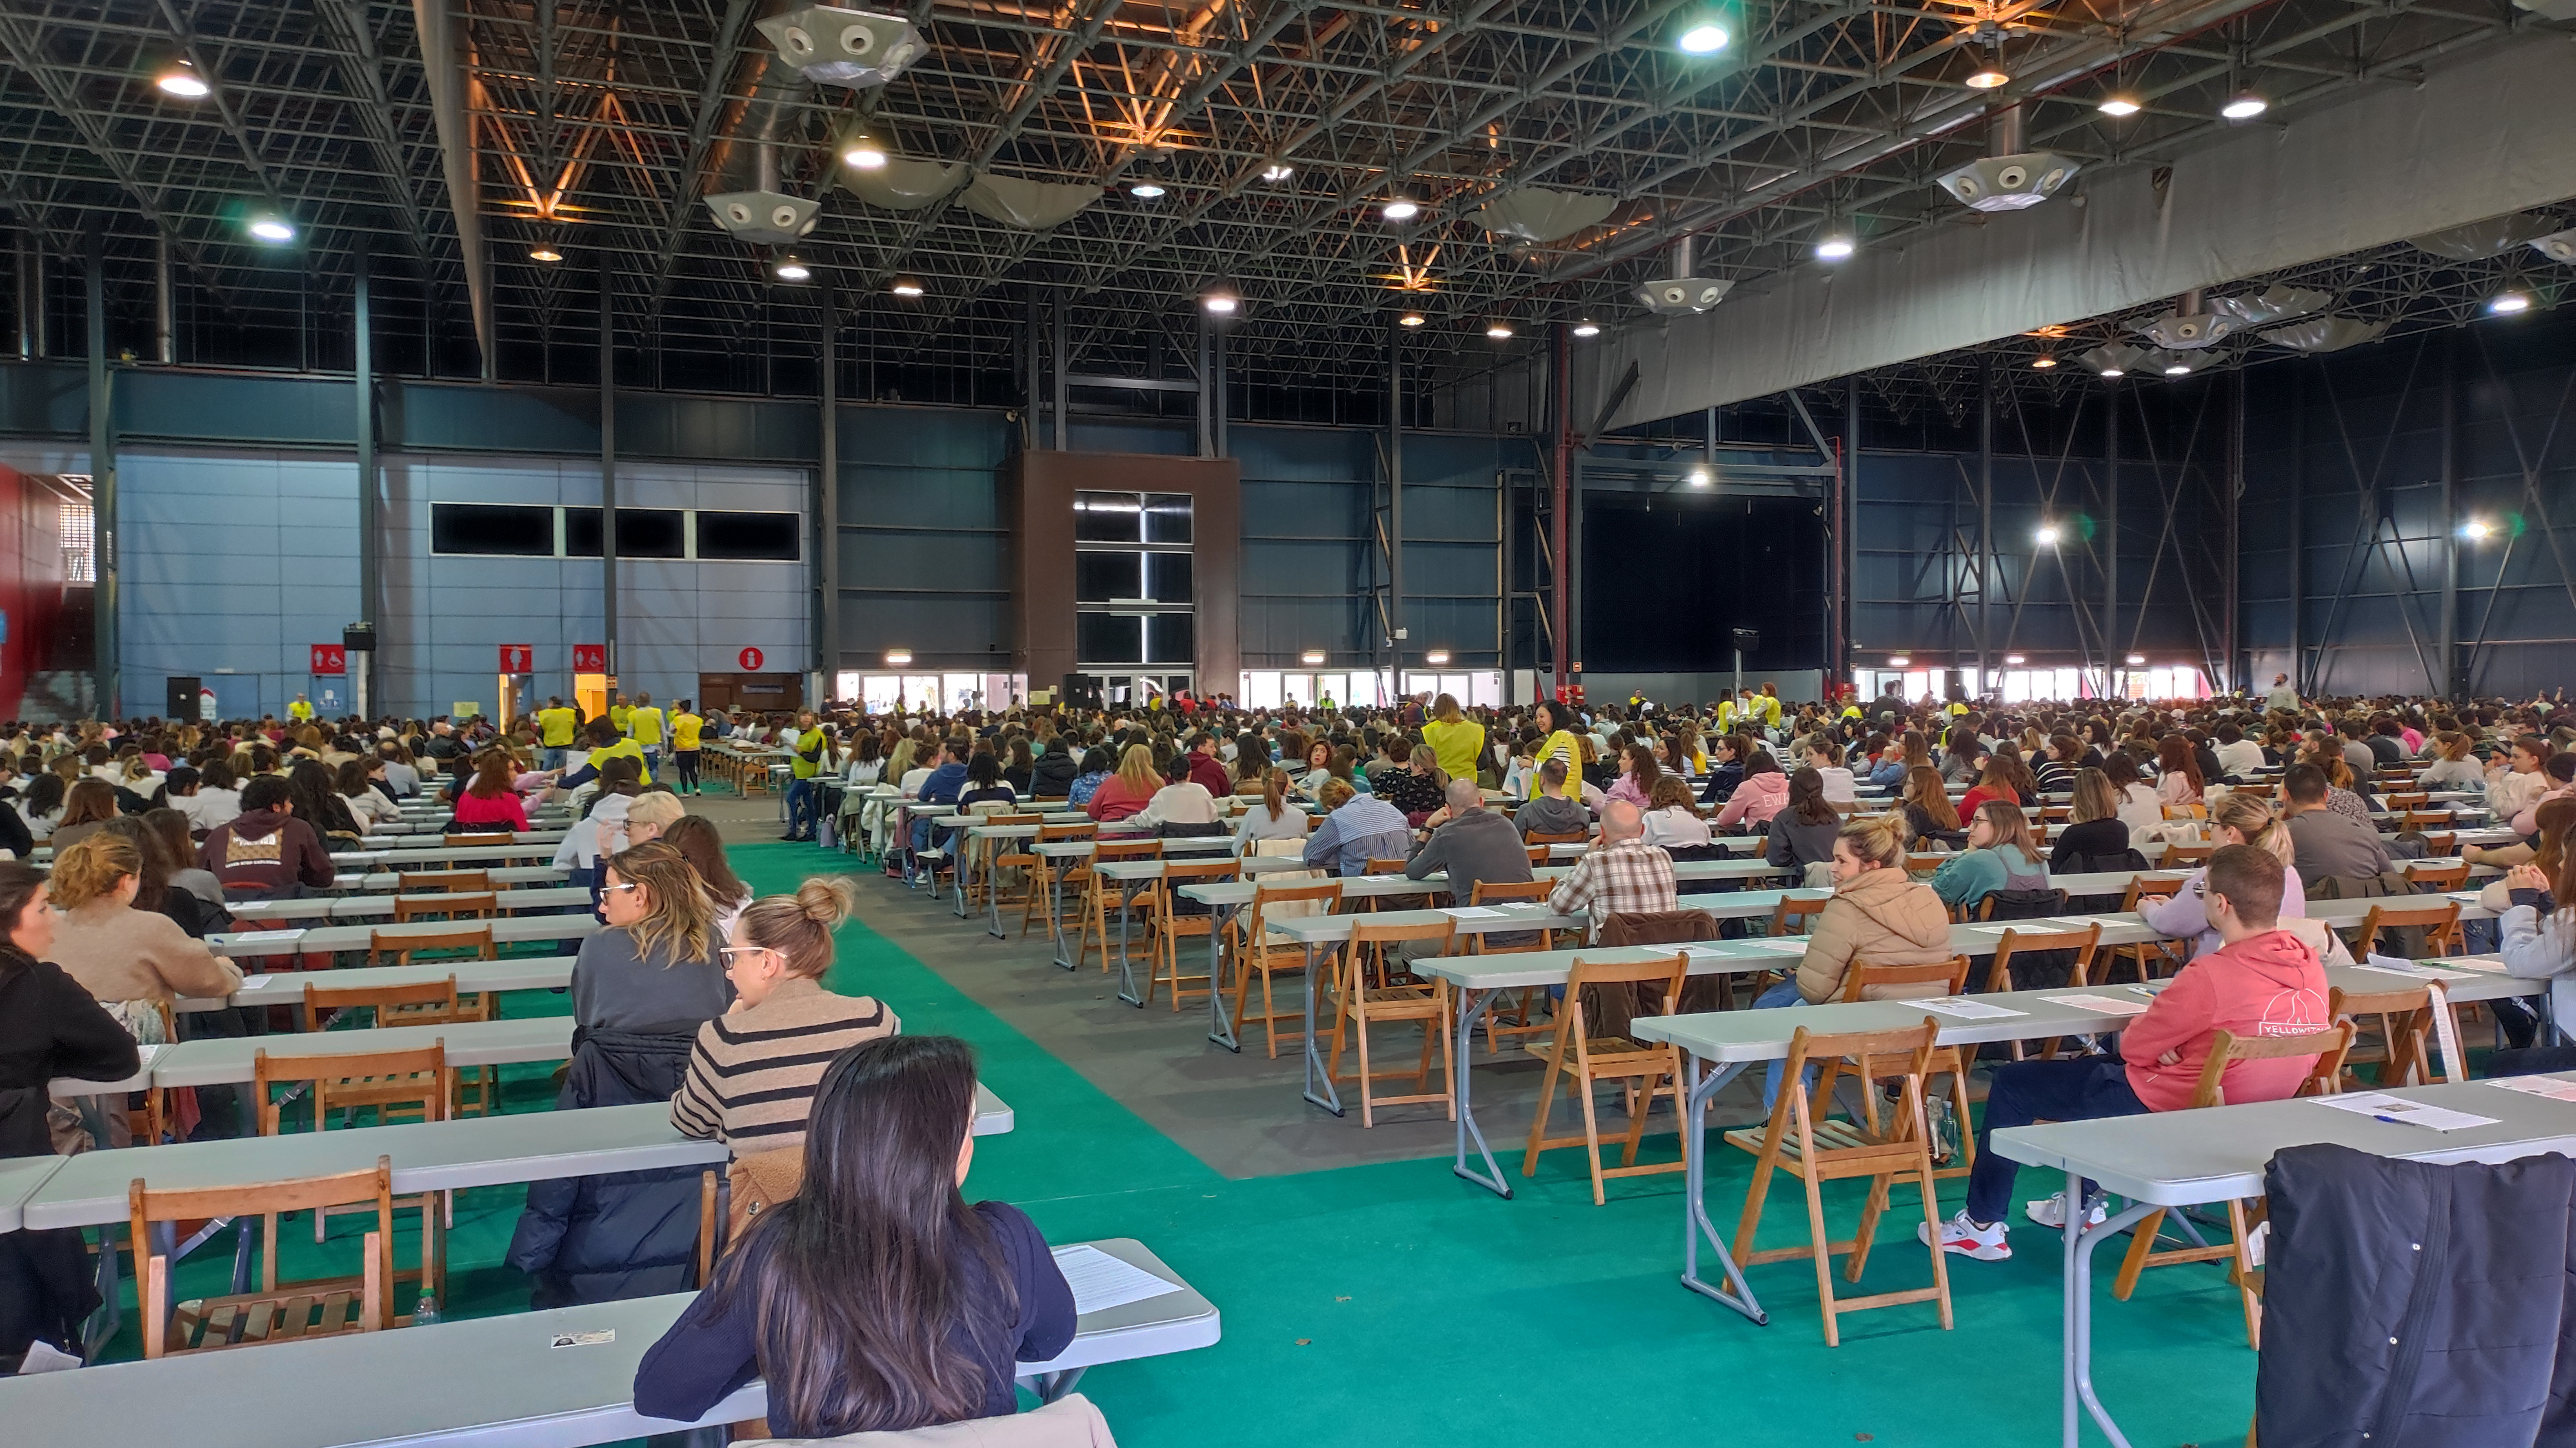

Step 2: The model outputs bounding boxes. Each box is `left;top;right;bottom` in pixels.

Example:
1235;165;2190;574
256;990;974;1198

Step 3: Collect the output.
2154;735;2206;811
47;779;119;854
2144;793;2307;958
1303;778;1411;877
954;751;1018;814
1083;745;1161;823
452;750;532;832
2102;752;2166;841
1639;774;1712;851
671;877;899;1159
636;1035;1075;1438
1901;765;1965;847
575;841;729;1031
1696;732;1749;806
1929;801;2048;914
2049;769;2135;871
665;814;753;939
1232;768;1310;854
334;760;400;832
1713;749;1788;832
1957;755;2021;821
1135;755;1220;832
1764;768;1843;885
1750;813;1955;1105
1064;746;1113;808
1606;742;1661;810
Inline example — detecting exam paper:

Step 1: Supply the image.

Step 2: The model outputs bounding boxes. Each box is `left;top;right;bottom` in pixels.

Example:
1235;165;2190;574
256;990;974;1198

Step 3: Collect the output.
1442;906;1507;919
1912;997;2027;1020
1053;1244;1182;1315
2314;1092;2499;1133
2037;993;2152;1017
215;929;308;946
2486;1076;2576;1103
1735;938;1813;956
2353;957;2479;982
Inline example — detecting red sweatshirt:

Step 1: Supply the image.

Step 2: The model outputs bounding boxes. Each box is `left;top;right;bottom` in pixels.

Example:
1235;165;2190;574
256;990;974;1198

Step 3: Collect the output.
1085;775;1158;822
2120;927;2330;1112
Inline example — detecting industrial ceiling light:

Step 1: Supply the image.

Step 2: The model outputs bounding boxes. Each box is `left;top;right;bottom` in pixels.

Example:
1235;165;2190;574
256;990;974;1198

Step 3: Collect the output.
2035;523;2062;545
2080;343;2145;378
884;648;913;666
2005;654;2027;666
1888;655;1911;667
1572;319;1601;338
2163;361;2191;376
2096;93;2141;117
1965;61;2010;89
2462;519;2494;540
1813;223;1856;262
1425;650;1452;666
2124;653;2147;666
2031;355;2057;369
156;60;210;98
1381;197;1421;222
1300;648;1327;665
1687;465;1713;486
246;214;296;244
889;276;925;296
773;253;812;282
2488;291;2533;315
1636;237;1732;314
1485;320;1515;340
841;132;888;169
1398;311;1426;328
2220;88;2268;120
1202;283;1239;315
757;6;928;88
1261;163;1295;182
1677;21;1729;53
1129;180;1166;199
529;243;564;263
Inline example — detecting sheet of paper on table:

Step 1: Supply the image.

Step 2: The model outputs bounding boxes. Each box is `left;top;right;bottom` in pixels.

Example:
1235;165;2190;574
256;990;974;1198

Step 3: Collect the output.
1912;997;2027;1020
1442;906;1507;919
2355;955;2479;982
1734;938;1813;956
2313;1091;2500;1133
214;929;308;947
2037;993;2151;1017
1053;1244;1182;1315
2485;1075;2576;1103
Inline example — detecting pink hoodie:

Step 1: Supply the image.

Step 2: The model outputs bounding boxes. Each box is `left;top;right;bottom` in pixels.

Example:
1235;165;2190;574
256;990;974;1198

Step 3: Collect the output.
1715;770;1788;829
2121;928;2330;1112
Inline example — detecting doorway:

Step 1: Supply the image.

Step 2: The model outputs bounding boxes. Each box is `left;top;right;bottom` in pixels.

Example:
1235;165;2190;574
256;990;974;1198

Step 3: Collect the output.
1084;672;1193;710
698;672;804;715
575;672;608;722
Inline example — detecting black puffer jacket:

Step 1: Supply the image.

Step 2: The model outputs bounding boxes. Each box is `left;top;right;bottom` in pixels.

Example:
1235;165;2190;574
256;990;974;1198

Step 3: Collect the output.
2257;1141;2576;1447
507;1024;705;1309
1030;749;1079;800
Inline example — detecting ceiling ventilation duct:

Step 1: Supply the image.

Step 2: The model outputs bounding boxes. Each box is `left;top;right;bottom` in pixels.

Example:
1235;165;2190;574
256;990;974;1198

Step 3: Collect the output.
2260;316;2389;353
1633;237;1732;316
958;172;1098;230
2215;283;2330;326
2529;226;2576;264
2407;212;2558;260
1473;187;1617;243
704;3;823;247
2135;289;2237;350
754;5;927;87
1934;102;2080;213
844;155;963;210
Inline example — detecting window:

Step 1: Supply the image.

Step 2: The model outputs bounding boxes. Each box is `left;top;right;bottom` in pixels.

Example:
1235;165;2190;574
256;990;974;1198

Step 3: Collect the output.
431;502;554;557
1074;492;1145;542
1143;493;1193;544
565;507;686;559
1143;552;1192;603
1078;612;1144;664
1074;552;1142;603
1143;613;1194;665
698;510;801;561
1074;490;1193;668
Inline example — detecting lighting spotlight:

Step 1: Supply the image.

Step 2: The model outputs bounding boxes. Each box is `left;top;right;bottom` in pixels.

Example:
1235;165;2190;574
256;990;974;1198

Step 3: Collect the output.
2005;654;2027;666
1965;64;2010;90
1572;319;1601;338
1398;311;1426;328
1485;321;1515;340
2463;520;2495;540
529;244;564;263
2163;361;2191;376
1677;22;1729;53
1382;198;1420;222
1129;180;1166;199
2220;89;2268;120
2096;93;2141;117
2489;292;2532;316
1888;656;1911;667
2124;653;2146;666
889;276;925;296
883;648;913;666
1261;163;1295;182
246;215;296;244
2031;355;2057;370
1814;227;1856;262
1687;466;1712;487
2101;366;2125;378
156;61;210;99
1203;286;1239;315
1425;650;1452;666
774;254;812;282
2035;524;2062;545
1300;649;1327;665
841;133;888;169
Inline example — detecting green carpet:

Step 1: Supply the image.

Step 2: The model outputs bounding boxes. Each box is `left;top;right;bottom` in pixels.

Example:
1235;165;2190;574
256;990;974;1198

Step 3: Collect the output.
115;841;2270;1446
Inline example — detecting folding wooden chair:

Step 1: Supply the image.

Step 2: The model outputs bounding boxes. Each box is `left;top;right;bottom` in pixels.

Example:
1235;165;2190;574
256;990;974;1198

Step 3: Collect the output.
366;926;496;970
1521;952;1689;1205
252;1045;449;1299
1723;1019;1954;1346
1224;878;1344;1059
396;870;490;894
2400;809;2451;832
2163;842;2215;867
2353;898;2463;958
1905;852;1951;878
1986;922;2104;1059
1767;895;1830;938
1822;957;1973;1180
971;813;1042;912
2111;1022;2352;1348
301;977;464;1030
1525;829;1588;847
442;833;511;847
394;891;497;924
132;1157;396;1357
2231;783;2277;800
2101;879;2186;984
1143;858;1238;1010
1072;838;1163;975
1468;878;1565;1054
1360;857;1432;917
1326;918;1458;1127
2383;792;2430;810
1018;821;1096;937
1524;843;1553;866
2403;860;2471;891
2328;982;2455;1089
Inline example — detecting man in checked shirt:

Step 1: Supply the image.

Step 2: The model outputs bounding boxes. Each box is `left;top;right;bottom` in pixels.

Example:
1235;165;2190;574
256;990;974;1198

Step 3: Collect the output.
1546;799;1683;1045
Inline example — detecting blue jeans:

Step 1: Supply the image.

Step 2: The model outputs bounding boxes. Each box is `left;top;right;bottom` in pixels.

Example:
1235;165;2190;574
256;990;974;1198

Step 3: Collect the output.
1750;977;1814;1111
540;746;565;770
785;778;817;839
1966;1055;2147;1224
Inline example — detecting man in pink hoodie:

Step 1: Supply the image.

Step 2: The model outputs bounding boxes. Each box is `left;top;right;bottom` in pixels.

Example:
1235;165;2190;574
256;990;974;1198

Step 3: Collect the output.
1923;844;2331;1261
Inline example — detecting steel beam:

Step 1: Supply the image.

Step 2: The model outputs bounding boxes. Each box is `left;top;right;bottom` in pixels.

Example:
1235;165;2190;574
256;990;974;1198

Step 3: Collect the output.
85;217;115;718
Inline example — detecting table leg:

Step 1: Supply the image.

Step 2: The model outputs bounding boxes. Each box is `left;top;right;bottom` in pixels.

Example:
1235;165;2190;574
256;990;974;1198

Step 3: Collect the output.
986;843;1008;940
1301;942;1344;1115
1049;864;1074;971
1027;1366;1088;1404
1451;986;1512;1198
1208;903;1240;1052
1116;881;1146;1008
2064;1171;2160;1448
1677;1052;1766;1324
951;828;972;919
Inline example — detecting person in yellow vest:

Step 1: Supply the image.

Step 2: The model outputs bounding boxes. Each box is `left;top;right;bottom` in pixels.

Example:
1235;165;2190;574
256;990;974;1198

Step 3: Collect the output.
288;693;314;723
668;698;705;796
1759;687;1784;732
785;711;828;842
629;691;667;771
610;693;633;735
552;716;650;798
536;696;580;770
1532;699;1584;798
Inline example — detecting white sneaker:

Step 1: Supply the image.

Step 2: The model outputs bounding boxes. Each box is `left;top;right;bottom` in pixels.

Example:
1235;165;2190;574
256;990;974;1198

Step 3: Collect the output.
2024;1191;2107;1229
1919;1210;2011;1261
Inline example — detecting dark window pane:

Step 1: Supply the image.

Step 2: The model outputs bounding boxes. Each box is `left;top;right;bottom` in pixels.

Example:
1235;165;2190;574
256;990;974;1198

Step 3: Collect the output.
1074;552;1141;603
1144;551;1192;602
698;511;801;560
1144;612;1194;665
565;507;685;559
431;503;553;556
1144;493;1193;544
1077;612;1143;663
1074;492;1141;542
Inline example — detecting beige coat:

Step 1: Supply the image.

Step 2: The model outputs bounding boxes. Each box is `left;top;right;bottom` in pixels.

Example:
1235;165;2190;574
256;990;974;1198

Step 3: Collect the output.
52;897;243;1006
1794;866;1956;1003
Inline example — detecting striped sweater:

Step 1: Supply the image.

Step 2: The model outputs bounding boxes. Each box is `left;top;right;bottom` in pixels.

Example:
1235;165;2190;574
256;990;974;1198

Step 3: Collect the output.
668;977;900;1154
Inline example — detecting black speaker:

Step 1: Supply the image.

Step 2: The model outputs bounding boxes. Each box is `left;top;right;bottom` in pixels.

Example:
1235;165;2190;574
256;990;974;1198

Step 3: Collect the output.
165;676;200;722
343;622;377;653
1944;670;1968;703
1729;627;1762;653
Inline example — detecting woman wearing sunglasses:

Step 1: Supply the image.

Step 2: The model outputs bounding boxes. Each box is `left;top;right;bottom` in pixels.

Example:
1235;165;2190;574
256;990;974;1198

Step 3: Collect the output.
570;840;730;1033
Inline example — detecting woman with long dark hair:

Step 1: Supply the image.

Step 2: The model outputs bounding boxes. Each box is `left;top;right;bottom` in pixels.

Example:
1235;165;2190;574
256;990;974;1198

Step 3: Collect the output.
286;758;362;843
637;1035;1074;1436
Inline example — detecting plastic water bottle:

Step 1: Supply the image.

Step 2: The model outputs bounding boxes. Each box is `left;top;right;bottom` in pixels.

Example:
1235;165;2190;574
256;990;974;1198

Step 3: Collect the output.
413;1291;440;1325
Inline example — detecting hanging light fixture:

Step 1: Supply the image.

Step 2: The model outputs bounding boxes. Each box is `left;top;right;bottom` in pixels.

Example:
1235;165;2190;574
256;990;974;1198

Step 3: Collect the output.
529;243;564;263
773;253;813;282
889;276;925;296
246;214;296;244
2097;93;2142;117
1202;281;1240;315
1381;197;1421;222
2488;291;2533;315
1398;311;1426;328
1677;20;1729;53
1814;221;1856;262
2035;523;2062;545
155;60;210;98
1485;320;1515;340
1261;162;1295;182
1687;466;1713;486
2220;83;2268;120
1572;319;1601;338
841;132;888;169
1129;180;1166;199
2031;354;2057;369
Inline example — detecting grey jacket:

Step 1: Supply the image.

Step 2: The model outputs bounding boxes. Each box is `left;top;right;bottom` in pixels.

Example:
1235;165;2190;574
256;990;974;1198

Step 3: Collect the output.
570;926;732;1035
1409;807;1538;947
1515;793;1589;839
